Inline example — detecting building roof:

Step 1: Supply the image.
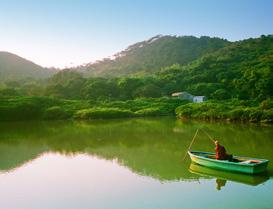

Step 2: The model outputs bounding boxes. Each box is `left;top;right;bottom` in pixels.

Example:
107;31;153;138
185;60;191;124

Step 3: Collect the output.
171;92;183;96
171;91;193;96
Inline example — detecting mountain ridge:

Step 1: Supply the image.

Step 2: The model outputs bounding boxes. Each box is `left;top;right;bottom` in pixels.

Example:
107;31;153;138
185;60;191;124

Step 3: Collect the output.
76;35;230;77
1;34;272;81
0;51;55;81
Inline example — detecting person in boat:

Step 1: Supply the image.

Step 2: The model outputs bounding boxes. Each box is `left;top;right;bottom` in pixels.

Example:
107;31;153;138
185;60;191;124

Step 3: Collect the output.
214;140;233;161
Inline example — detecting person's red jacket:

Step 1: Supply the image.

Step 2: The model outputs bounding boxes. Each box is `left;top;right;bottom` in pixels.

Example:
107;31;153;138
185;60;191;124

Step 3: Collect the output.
215;144;228;160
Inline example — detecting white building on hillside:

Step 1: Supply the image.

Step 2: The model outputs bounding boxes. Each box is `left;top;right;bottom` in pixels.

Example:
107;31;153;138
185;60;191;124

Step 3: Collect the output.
193;96;207;103
171;91;207;103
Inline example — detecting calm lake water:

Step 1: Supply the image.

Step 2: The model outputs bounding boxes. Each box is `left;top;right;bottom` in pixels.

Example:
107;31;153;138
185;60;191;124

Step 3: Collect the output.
0;117;272;209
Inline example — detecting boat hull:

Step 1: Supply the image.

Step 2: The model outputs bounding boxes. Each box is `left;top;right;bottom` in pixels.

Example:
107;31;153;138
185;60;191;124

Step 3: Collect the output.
188;151;269;174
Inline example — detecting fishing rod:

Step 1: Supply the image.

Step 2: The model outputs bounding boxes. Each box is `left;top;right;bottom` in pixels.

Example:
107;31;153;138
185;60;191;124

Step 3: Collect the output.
182;128;215;162
200;128;216;144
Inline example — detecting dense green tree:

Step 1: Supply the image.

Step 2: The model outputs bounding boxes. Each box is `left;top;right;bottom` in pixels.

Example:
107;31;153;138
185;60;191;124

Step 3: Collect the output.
211;89;231;100
133;84;162;98
117;77;144;99
0;88;20;96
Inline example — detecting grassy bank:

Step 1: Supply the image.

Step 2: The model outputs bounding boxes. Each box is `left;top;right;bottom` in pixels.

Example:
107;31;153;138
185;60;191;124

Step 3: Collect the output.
175;99;273;123
0;96;187;121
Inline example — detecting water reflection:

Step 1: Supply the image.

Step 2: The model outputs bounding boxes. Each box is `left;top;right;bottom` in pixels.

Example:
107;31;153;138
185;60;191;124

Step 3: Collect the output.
189;163;269;190
1;118;273;209
0;118;272;182
216;179;227;190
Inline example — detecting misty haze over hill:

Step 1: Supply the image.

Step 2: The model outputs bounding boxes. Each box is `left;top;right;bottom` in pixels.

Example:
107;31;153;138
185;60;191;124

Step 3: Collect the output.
0;51;55;81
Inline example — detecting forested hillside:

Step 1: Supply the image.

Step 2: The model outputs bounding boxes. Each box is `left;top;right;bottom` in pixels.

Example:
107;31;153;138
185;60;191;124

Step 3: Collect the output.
37;35;273;102
78;35;229;77
157;35;273;101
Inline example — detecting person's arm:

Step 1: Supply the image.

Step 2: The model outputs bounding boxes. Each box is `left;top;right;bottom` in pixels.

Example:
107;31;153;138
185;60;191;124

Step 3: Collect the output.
223;146;226;154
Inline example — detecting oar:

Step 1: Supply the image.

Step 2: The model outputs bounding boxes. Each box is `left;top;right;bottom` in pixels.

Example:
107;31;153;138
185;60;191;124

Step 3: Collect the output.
182;128;199;161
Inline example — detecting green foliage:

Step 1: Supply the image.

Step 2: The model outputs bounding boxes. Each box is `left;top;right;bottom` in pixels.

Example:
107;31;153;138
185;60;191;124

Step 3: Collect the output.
261;109;273;123
133;84;162;98
117;77;144;99
102;97;188;114
0;97;185;121
175;99;273;123
260;99;273;110
211;89;231;100
74;108;134;119
0;97;58;121
157;35;273;101
43;106;71;120
45;70;85;99
135;107;165;116
0;88;21;96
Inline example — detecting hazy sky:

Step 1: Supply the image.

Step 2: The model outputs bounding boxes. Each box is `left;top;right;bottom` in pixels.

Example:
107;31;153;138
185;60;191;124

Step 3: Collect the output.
0;0;272;68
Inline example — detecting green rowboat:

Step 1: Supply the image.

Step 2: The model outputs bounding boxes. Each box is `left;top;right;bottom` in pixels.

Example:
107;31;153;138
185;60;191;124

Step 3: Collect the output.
188;151;269;174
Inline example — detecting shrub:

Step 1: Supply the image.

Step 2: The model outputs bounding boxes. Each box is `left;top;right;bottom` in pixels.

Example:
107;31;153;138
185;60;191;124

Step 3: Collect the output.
227;108;245;121
74;108;134;119
261;109;273;123
211;89;231;100
43;106;71;120
175;104;194;117
135;107;165;116
0;97;44;120
260;99;273;110
247;108;263;122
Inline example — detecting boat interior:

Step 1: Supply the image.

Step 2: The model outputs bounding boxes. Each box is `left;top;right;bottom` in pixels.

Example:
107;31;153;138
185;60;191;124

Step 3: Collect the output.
198;153;262;164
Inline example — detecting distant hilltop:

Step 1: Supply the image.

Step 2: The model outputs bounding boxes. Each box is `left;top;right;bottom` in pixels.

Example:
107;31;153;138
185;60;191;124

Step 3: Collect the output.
0;51;55;81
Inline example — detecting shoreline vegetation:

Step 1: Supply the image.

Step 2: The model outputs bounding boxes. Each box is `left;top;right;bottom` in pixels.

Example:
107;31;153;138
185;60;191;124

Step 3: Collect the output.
0;96;272;123
0;96;187;121
175;99;273;123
